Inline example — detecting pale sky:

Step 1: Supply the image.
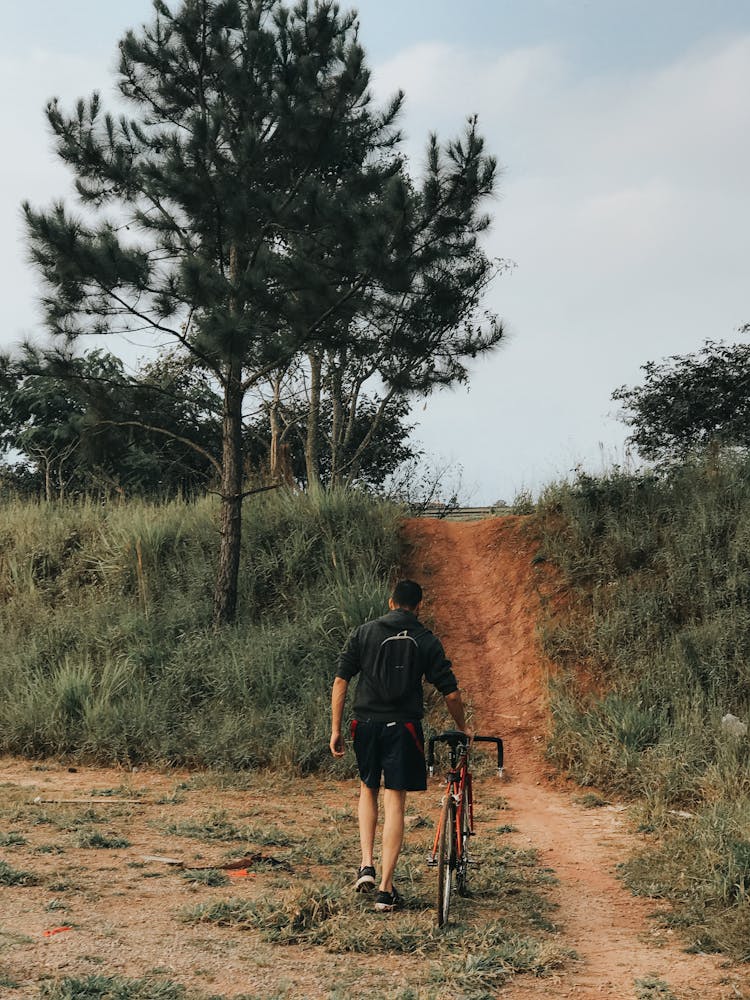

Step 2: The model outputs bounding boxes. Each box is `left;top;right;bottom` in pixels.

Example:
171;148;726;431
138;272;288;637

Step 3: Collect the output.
2;1;749;503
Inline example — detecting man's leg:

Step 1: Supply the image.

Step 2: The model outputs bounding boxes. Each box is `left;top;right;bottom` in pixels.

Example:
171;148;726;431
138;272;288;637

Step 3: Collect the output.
358;782;379;868
379;788;407;892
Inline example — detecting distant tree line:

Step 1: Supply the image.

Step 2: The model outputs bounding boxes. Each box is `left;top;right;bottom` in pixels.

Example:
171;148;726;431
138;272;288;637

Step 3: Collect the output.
0;345;416;500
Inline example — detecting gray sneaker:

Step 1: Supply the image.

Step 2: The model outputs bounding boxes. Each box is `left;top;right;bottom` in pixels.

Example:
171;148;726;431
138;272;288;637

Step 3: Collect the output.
355;865;376;892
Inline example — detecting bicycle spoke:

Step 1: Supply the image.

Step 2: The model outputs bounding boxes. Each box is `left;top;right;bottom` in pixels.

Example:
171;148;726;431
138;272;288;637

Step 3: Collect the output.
436;795;454;926
457;784;471;896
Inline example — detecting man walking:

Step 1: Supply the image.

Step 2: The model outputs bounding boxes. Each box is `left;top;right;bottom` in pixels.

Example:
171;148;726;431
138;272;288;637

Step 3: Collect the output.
330;579;468;911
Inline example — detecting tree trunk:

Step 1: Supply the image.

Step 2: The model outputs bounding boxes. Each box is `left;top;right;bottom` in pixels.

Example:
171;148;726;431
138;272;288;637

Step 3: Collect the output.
342;388;396;487
44;457;52;503
213;358;244;626
305;351;322;491
329;359;344;488
269;376;282;481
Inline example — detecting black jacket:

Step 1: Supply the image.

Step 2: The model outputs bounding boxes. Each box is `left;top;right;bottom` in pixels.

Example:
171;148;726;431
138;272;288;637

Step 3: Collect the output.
335;608;458;721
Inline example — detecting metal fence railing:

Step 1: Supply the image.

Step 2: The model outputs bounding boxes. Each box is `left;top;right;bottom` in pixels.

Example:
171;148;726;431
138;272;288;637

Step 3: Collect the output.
415;505;511;521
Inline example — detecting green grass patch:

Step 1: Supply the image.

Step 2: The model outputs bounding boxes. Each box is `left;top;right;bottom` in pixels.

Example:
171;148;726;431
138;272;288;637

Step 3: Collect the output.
180;868;229;887
0;833;27;847
573;793;610;809
634;976;679;1000
37;974;271;999
535;457;750;959
0;861;39;886
75;830;131;849
162;810;247;842
0;490;400;772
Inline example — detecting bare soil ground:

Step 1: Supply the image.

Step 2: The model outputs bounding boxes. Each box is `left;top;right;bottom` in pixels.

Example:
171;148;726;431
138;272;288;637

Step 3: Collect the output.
0;515;748;999
403;515;750;999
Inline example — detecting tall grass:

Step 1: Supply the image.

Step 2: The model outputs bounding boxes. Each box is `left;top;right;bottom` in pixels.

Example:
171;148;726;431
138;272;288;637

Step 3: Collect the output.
535;457;750;957
0;489;400;770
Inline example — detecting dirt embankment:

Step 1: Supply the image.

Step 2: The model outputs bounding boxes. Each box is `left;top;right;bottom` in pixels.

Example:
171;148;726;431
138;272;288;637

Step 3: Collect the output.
402;516;748;1000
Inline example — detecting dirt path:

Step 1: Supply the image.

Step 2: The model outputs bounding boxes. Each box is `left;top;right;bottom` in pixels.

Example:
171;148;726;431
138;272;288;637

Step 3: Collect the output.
402;516;748;1000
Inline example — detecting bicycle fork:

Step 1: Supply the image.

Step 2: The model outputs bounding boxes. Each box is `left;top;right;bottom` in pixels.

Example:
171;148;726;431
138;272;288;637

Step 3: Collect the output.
426;782;473;867
427;790;457;866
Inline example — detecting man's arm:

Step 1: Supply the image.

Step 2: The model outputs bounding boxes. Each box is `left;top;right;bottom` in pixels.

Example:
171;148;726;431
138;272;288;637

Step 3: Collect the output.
444;690;472;737
330;677;349;757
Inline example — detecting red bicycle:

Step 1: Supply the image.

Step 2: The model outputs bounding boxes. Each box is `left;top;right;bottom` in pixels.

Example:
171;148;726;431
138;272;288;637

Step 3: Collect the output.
427;730;504;926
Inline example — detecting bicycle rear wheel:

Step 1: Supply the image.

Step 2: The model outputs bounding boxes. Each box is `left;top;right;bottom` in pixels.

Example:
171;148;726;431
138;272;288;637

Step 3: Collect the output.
436;794;455;926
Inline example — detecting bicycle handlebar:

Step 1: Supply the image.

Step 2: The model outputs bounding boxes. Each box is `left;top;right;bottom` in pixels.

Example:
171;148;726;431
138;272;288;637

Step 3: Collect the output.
427;730;504;777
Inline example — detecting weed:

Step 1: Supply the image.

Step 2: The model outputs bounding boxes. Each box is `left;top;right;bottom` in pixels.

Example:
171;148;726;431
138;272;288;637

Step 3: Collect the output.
181;869;229;888
38;975;188;999
0;928;33;952
75;830;131;849
44;899;70;913
242;824;295;848
0;861;38;886
67;809;107;828
89;785;144;798
574;793;610;809
0;833;27;847
162;810;246;842
634;976;678;1000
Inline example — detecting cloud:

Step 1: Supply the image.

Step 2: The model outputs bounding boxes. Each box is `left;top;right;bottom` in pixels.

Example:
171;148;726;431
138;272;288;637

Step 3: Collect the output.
0;48;119;342
3;28;748;502
369;34;750;500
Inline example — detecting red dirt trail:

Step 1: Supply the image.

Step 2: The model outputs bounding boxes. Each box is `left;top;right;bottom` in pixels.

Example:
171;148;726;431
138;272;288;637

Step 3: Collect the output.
402;516;749;1000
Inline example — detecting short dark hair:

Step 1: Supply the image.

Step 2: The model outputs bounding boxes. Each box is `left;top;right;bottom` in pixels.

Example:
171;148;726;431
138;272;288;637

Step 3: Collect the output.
392;579;423;609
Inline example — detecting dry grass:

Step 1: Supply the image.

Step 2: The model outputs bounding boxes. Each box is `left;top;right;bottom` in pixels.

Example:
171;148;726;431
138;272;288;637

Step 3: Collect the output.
0;759;571;999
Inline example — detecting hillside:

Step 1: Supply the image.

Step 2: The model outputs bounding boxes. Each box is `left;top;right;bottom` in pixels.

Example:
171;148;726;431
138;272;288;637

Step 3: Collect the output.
402;515;748;999
1;485;749;997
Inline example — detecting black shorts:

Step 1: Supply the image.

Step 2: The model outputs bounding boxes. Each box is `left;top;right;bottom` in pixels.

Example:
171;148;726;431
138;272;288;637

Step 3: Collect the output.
350;719;427;792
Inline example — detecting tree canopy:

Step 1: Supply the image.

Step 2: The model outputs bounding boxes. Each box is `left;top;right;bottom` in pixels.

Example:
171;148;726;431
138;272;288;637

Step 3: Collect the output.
613;338;750;465
0;347;221;498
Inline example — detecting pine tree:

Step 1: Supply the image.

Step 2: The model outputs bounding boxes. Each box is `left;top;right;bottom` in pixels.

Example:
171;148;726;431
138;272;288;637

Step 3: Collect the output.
24;0;406;624
24;0;505;624
262;116;506;489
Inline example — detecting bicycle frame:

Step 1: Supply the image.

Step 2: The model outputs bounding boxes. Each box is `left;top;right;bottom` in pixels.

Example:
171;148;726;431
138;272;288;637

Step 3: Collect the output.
426;730;504;925
427;739;471;871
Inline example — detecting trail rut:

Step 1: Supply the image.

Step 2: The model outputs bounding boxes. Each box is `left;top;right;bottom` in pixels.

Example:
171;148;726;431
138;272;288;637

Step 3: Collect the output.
402;516;748;1000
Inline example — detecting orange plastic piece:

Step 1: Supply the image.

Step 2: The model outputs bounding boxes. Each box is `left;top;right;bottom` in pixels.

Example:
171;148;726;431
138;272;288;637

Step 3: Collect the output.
227;868;254;879
43;926;72;937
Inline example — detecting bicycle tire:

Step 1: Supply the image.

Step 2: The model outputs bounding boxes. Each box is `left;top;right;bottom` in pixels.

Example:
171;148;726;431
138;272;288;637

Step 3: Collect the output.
437;794;455;926
457;783;471;896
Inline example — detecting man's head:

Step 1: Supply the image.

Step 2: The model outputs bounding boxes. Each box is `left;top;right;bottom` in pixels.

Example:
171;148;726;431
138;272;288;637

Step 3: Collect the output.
389;579;423;612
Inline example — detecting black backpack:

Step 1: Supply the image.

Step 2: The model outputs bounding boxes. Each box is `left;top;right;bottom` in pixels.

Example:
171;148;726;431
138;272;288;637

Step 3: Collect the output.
369;625;425;704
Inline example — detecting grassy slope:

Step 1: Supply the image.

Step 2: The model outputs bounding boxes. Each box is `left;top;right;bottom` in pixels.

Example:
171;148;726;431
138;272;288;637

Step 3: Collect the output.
6;473;750;961
0;490;400;771
535;459;750;959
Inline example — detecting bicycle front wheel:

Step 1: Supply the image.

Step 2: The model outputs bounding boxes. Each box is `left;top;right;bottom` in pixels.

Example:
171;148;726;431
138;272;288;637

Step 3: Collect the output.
457;783;471;896
437;794;455;926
